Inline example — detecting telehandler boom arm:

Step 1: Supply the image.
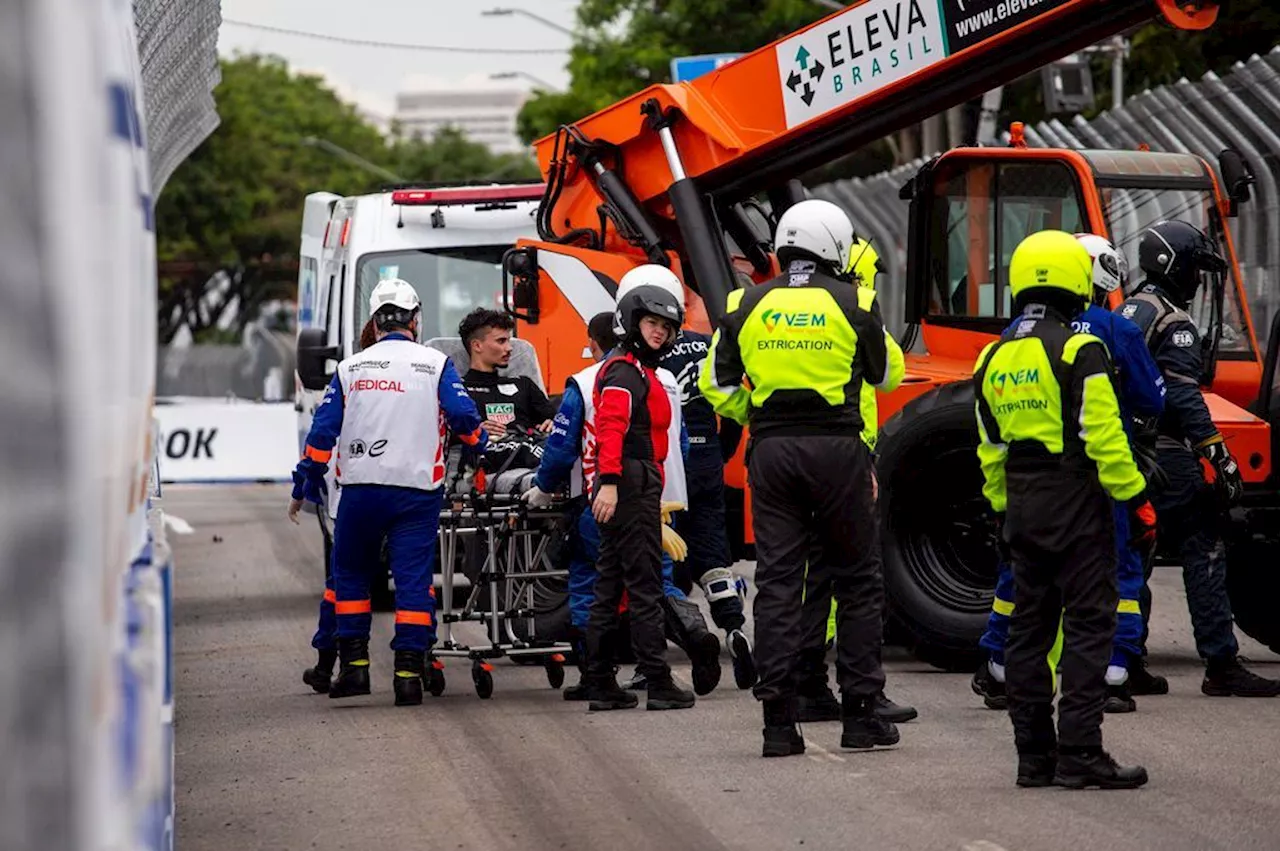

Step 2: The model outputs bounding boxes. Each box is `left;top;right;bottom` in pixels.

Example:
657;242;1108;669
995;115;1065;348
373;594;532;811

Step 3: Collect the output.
530;0;1218;321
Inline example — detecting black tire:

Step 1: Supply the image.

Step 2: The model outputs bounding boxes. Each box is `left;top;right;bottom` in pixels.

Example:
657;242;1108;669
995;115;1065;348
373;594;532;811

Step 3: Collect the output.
509;576;572;645
877;382;997;672
1225;518;1280;654
473;663;494;699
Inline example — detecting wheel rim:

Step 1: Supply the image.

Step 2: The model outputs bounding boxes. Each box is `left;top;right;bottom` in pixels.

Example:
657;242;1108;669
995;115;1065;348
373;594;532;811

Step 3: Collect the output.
888;432;1000;616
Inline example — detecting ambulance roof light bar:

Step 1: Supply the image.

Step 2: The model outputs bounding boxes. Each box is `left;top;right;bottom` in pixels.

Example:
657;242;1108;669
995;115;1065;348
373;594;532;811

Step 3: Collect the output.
390;185;547;207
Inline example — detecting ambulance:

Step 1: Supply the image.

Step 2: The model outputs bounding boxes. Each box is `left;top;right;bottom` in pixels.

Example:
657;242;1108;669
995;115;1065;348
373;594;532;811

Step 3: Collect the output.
293;182;544;604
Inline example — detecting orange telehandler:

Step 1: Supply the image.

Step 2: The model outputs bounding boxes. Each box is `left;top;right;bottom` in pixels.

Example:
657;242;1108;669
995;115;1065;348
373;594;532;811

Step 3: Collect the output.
499;0;1280;667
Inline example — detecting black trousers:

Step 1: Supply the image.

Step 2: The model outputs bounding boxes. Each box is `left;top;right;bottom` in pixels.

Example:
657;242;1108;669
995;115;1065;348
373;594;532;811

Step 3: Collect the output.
1004;467;1117;754
585;458;670;682
749;435;884;702
796;536;841;693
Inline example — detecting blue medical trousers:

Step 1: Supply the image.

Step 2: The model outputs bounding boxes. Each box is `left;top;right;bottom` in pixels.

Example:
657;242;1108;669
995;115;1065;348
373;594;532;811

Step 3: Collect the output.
312;567;337;651
568;501;683;630
332;484;440;653
981;501;1144;669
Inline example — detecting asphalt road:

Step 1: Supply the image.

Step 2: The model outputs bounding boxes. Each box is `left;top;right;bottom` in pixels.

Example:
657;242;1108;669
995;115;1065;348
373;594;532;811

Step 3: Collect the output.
171;484;1280;851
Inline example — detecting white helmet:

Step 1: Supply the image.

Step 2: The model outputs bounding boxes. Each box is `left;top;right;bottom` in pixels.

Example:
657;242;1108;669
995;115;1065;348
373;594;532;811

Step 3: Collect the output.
369;277;421;314
1074;233;1128;294
774;199;855;272
613;264;685;335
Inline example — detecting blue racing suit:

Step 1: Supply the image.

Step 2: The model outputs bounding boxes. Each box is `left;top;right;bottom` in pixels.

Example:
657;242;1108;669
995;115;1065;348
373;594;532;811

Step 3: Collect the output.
980;304;1166;670
533;365;688;631
294;332;487;653
1118;282;1239;662
658;331;745;633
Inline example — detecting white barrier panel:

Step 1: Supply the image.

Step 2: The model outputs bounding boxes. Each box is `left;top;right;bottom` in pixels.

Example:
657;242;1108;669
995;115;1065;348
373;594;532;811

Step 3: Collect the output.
155;401;298;483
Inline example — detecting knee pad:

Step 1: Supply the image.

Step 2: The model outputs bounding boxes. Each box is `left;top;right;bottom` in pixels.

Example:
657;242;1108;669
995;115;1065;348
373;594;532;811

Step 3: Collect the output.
698;567;741;604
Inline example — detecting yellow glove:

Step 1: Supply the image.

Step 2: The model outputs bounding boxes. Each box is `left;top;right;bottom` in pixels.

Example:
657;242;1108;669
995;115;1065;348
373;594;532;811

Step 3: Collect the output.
660;500;686;525
661;523;688;562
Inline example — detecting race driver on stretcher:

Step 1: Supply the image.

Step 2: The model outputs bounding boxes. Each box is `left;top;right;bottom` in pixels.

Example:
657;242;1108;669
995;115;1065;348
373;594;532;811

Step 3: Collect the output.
457;307;557;474
522;266;729;700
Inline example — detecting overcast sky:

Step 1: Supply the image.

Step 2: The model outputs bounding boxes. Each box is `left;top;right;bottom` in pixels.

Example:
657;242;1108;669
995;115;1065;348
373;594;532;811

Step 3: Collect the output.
216;1;580;118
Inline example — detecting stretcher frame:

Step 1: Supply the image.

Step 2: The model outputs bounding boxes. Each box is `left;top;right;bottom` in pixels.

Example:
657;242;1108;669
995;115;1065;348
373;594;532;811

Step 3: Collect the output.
433;491;575;699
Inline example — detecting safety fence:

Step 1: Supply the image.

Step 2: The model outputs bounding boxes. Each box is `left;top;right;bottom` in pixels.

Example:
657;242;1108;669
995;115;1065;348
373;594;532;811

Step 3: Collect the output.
134;0;222;193
0;1;220;850
157;329;297;402
812;48;1280;343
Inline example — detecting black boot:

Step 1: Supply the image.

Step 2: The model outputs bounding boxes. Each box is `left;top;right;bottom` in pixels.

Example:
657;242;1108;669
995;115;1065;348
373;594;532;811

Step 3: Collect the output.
646;673;696;711
563;637;590;701
329;638;371;699
796;649;840;722
1104;683;1137;714
1054;749;1149;789
874;691;918;723
584;629;638;711
840;693;900;750
563;675;591;701
797;681;842;722
1017;752;1058;788
971;663;1007;710
563;655;591;696
1011;702;1058;787
303;649;338;694
1128;659;1169;695
663;596;722;696
586;671;639;711
1202;656;1280;697
762;697;806;758
393;650;425;706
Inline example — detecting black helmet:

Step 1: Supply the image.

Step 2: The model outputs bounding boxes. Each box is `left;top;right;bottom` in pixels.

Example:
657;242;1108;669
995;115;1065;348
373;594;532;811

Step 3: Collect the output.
614;284;684;361
1138;220;1225;305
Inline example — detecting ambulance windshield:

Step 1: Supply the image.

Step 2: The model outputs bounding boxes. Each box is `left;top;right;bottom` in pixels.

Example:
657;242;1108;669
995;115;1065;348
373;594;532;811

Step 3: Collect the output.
354;246;508;349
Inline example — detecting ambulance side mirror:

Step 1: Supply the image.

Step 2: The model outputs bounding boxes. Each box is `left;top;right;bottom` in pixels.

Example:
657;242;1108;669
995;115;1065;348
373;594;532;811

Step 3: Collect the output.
297;327;339;391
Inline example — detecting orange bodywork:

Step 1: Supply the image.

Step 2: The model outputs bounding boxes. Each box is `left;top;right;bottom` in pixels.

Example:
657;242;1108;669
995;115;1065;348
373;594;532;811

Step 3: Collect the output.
510;0;1236;552
530;0;1216;249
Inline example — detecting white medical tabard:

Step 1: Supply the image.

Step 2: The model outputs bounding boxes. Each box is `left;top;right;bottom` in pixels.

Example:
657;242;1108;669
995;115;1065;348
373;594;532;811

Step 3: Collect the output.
335;339;450;490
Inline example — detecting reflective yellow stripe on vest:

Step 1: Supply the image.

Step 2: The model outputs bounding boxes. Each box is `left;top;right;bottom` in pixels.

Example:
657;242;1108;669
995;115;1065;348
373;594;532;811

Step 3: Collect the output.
856;287;904;448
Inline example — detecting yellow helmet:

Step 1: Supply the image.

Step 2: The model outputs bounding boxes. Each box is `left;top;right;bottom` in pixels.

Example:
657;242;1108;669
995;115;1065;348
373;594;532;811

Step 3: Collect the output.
1008;230;1093;301
847;238;882;289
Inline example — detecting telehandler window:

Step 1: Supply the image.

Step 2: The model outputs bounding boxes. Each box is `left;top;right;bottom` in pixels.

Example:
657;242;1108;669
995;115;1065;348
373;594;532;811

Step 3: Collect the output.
928;160;1084;325
1099;185;1254;360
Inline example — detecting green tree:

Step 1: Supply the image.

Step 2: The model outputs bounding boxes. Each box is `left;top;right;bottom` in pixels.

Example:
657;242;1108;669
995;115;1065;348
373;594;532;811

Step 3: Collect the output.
516;0;825;145
156;54;538;343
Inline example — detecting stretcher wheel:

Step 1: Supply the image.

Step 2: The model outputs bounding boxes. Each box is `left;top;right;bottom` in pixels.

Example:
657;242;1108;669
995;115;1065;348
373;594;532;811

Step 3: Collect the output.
424;661;446;697
472;661;494;699
545;655;565;690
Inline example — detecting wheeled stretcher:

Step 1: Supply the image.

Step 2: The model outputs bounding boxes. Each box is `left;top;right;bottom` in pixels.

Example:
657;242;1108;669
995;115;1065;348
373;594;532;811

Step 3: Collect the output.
428;449;575;699
421;335;575;699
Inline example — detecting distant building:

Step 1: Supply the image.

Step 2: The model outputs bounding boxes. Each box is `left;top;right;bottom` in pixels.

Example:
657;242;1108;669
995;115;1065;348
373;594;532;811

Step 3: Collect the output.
394;87;530;155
